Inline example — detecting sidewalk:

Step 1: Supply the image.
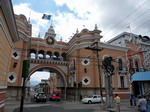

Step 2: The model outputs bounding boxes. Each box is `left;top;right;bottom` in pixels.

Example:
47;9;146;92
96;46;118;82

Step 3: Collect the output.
93;99;138;112
4;98;32;112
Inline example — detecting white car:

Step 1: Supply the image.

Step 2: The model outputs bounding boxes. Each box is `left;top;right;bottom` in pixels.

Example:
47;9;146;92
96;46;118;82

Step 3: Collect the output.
81;95;106;104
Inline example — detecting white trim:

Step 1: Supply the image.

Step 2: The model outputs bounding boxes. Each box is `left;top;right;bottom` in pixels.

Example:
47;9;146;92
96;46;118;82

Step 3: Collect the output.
0;91;6;94
0;17;13;48
113;92;130;94
0;100;4;104
0;103;4;108
0;86;7;89
67;42;129;55
0;100;5;108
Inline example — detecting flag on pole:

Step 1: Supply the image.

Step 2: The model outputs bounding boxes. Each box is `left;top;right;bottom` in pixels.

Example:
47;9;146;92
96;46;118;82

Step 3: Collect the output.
42;14;51;20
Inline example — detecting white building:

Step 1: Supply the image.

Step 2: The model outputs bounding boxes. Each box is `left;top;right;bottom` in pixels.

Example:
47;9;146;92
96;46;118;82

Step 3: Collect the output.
107;32;150;71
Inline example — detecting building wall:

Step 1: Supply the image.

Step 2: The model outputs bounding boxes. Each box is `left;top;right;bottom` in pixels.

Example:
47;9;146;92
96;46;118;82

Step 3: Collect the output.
6;12;143;100
0;0;19;111
0;9;13;112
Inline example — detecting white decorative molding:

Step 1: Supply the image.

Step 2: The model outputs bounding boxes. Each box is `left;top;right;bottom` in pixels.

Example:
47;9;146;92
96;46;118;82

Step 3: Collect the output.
12;50;20;59
82;76;91;85
82;58;90;66
7;72;17;83
0;86;7;89
67;42;129;55
0;17;13;48
16;22;30;33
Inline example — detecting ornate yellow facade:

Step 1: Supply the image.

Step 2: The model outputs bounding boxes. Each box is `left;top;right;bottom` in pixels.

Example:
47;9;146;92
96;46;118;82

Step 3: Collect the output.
5;12;133;100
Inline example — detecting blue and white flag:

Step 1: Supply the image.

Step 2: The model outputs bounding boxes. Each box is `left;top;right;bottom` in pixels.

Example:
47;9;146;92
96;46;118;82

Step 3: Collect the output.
42;14;51;20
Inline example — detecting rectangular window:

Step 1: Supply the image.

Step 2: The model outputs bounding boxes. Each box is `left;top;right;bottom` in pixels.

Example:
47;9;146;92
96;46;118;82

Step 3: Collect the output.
120;76;125;88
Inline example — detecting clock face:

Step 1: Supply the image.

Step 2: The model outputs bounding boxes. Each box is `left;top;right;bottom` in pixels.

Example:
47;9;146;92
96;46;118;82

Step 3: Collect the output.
46;36;54;45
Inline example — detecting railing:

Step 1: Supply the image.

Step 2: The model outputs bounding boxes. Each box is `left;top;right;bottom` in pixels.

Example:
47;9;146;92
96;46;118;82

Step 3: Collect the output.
29;59;69;66
116;67;145;73
116;67;128;72
144;88;150;96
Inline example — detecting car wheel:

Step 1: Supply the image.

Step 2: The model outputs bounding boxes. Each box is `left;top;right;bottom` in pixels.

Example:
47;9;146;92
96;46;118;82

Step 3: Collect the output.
88;100;92;104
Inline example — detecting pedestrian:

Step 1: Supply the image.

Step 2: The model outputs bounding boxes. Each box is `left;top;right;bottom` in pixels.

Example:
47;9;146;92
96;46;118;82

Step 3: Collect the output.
138;95;147;112
137;96;142;111
114;94;121;112
80;95;82;102
130;94;134;106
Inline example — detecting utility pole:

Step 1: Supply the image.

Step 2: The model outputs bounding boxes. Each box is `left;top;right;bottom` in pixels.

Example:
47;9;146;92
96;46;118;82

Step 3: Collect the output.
85;41;104;102
20;38;31;112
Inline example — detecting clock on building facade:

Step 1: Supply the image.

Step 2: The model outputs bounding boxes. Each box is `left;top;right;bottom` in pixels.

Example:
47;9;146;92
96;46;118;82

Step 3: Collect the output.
46;36;55;45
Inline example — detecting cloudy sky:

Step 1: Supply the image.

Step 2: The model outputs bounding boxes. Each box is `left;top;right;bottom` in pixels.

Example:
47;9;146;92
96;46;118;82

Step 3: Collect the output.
30;72;50;85
12;0;150;42
12;0;150;85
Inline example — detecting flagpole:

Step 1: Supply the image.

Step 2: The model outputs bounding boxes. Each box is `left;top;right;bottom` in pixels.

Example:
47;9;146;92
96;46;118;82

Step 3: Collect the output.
51;14;53;26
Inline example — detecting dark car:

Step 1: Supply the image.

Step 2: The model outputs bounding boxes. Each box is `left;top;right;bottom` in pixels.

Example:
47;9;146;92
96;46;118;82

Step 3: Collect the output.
34;92;47;102
49;94;60;101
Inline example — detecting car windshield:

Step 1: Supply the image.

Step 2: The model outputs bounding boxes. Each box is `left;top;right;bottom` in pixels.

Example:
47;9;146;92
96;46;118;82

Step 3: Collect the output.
38;93;45;96
52;94;56;96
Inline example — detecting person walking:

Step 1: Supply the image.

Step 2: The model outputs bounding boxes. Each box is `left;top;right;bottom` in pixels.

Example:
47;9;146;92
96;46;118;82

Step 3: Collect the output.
114;94;121;112
138;95;147;112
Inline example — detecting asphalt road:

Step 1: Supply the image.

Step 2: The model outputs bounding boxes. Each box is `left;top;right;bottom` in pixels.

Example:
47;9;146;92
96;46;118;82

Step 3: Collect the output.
13;100;102;112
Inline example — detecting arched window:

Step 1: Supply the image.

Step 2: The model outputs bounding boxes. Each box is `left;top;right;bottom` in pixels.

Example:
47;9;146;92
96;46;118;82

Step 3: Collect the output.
135;60;139;72
38;50;45;59
118;59;123;70
129;59;133;68
30;53;36;59
46;51;52;59
61;53;67;61
30;49;36;59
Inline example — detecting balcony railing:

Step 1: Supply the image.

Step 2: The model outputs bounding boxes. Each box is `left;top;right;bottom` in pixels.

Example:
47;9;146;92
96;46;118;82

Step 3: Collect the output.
29;58;69;66
116;67;128;72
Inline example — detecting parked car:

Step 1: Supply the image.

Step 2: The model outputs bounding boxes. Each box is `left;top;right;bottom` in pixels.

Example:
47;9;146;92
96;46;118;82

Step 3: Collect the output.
34;92;47;102
49;94;60;101
81;95;106;104
34;93;38;99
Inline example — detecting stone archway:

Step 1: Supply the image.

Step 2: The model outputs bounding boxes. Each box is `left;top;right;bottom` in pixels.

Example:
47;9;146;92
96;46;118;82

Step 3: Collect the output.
28;65;67;99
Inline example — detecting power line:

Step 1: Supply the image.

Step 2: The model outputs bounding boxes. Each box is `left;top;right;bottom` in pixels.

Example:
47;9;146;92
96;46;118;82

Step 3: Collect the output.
103;0;149;37
132;18;150;31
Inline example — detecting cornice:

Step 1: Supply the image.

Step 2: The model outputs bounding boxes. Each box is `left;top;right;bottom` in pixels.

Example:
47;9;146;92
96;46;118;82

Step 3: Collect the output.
98;42;129;51
0;0;19;42
15;14;31;27
0;17;13;48
18;31;30;41
16;21;31;33
31;41;68;49
68;35;101;50
67;42;129;55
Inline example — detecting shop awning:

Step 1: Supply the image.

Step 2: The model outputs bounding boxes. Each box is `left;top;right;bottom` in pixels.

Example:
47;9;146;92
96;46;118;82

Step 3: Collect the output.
131;71;150;82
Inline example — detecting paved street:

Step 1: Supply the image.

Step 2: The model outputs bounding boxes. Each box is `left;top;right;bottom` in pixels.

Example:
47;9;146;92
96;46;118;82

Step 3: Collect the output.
4;98;140;112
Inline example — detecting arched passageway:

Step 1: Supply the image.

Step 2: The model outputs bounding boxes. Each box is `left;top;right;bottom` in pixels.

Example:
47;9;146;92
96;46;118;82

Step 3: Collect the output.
28;66;67;99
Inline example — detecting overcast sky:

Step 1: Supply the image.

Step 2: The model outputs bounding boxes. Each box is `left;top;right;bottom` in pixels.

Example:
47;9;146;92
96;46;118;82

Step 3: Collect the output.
12;0;150;42
12;0;150;85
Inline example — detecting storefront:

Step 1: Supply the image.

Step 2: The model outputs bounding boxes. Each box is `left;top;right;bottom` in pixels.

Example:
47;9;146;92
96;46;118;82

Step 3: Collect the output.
131;71;150;97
